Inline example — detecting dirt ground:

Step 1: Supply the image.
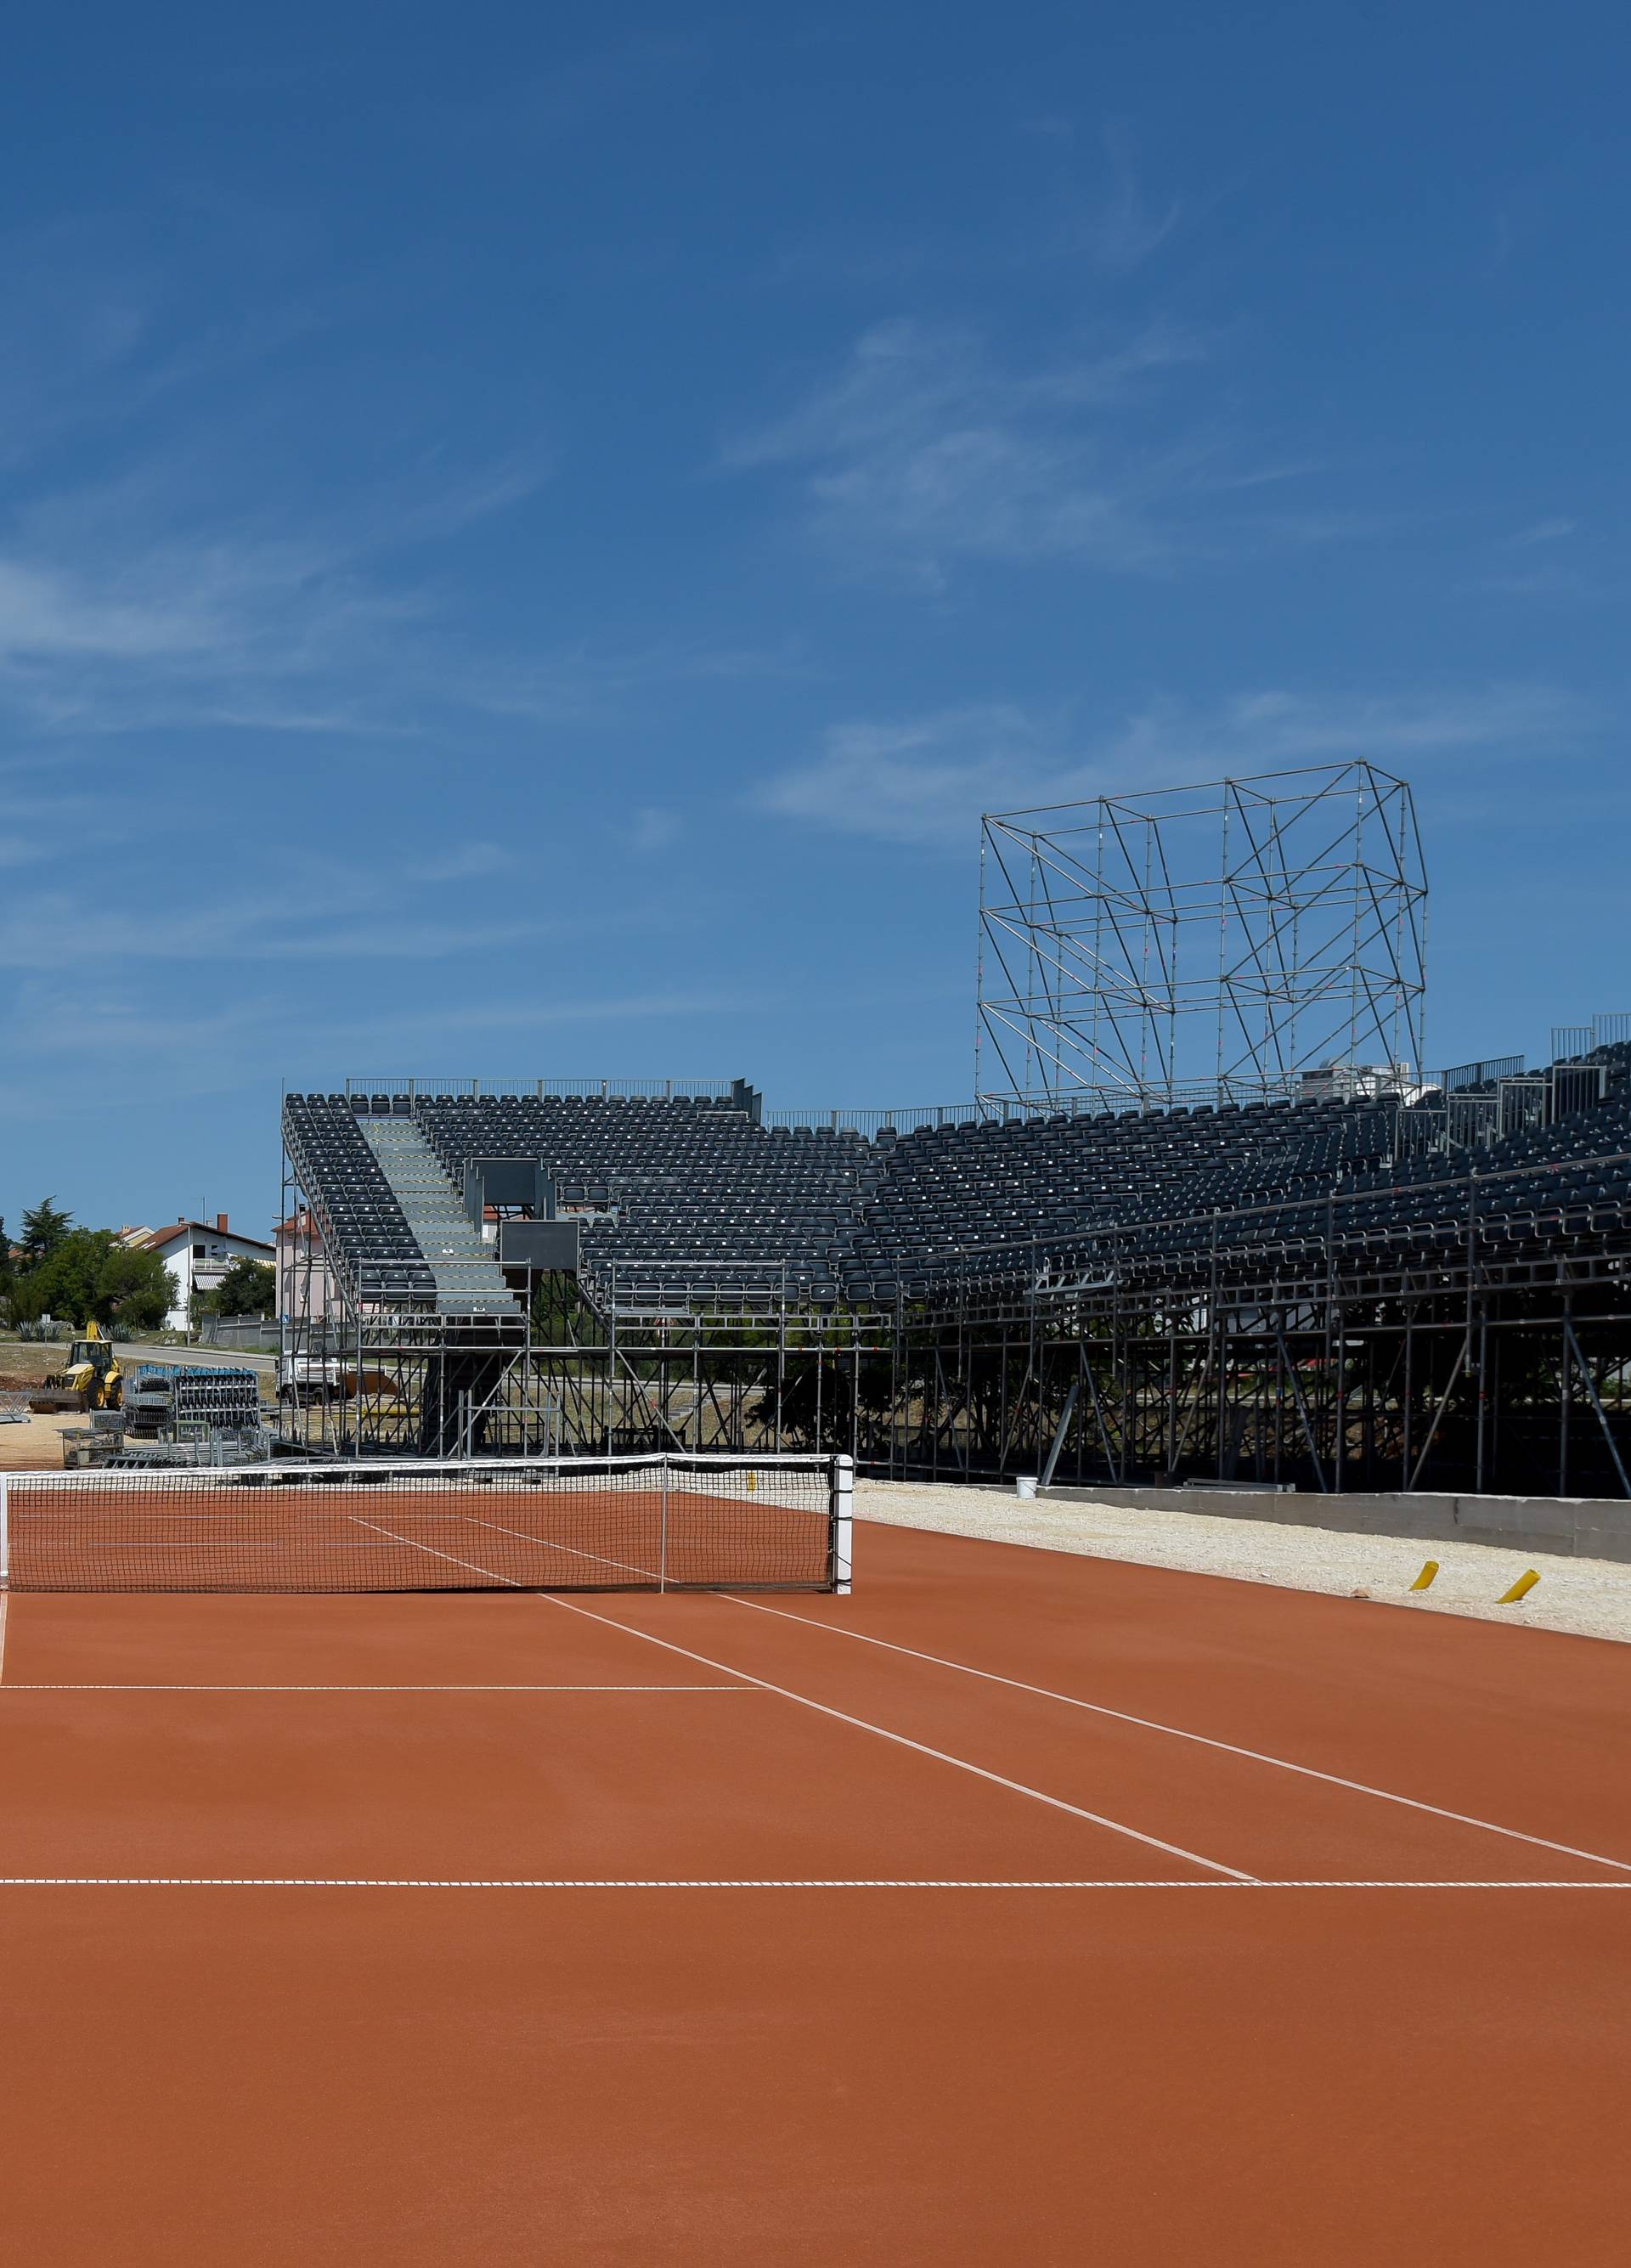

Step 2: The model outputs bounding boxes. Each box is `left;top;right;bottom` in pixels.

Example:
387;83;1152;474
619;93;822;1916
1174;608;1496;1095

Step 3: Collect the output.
0;1342;69;1387
0;1410;85;1472
0;1346;83;1470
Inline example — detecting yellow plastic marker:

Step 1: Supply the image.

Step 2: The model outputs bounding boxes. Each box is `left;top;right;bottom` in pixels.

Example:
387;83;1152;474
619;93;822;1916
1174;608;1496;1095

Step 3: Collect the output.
1498;1569;1541;1605
1409;1560;1439;1591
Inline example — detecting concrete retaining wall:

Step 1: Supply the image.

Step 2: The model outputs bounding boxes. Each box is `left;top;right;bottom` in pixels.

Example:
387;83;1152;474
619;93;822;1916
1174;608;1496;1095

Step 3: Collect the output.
1039;1482;1631;1565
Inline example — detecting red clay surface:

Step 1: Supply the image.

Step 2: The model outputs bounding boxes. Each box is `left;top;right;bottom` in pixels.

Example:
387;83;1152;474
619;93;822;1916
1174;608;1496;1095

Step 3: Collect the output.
2;1517;1629;2265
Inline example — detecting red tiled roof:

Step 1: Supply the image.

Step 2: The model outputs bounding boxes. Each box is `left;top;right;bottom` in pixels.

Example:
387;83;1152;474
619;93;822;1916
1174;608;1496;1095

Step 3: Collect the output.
144;1221;275;1255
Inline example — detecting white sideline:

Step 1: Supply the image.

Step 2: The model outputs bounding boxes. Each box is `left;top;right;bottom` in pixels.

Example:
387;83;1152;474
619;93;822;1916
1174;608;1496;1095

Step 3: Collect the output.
460;1509;659;1586
0;1876;1623;1891
0;1683;757;1693
542;1592;1256;1882
725;1596;1631;1878
346;1515;536;1584
347;1512;1252;1881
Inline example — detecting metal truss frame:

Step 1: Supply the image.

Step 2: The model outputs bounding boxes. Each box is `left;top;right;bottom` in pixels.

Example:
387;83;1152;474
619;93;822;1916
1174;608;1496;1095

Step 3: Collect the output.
976;762;1428;1112
279;1133;1631;1496
278;1142;897;1464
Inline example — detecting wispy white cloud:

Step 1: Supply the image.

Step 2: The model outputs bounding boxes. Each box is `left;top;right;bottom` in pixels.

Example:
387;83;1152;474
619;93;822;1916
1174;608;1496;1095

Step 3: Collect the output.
722;318;1370;589
0;231;556;737
0;894;543;969
759;705;1064;846
0;817;713;978
776;119;1182;289
0;791;124;868
629;804;681;854
459;635;816;730
1508;516;1577;548
0;982;760;1117
757;685;1594;849
0;554;224;662
409;842;516;883
1068;126;1182;274
1476;517;1606;601
0;457;537;735
0;836;557;973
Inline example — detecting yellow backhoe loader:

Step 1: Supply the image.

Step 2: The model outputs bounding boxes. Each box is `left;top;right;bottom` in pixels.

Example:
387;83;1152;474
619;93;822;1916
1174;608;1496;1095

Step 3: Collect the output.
31;1319;124;1413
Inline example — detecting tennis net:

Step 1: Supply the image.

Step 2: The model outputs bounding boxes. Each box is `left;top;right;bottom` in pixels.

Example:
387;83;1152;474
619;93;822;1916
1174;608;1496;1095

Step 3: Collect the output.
0;1454;852;1595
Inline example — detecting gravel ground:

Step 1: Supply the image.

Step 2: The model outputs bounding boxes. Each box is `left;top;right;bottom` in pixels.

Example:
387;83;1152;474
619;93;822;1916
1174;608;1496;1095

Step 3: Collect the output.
856;1479;1631;1646
0;1410;86;1470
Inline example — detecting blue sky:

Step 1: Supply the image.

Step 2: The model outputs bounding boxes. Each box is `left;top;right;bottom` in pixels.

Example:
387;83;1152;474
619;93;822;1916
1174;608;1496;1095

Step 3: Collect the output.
2;0;1627;1234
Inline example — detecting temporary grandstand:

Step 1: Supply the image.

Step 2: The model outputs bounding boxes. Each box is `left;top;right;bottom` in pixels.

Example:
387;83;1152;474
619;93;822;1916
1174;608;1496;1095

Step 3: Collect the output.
277;1028;1631;1497
278;765;1631;1498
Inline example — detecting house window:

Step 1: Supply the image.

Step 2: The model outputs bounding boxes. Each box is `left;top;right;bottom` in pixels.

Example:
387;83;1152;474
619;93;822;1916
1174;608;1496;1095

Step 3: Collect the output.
192;1244;206;1258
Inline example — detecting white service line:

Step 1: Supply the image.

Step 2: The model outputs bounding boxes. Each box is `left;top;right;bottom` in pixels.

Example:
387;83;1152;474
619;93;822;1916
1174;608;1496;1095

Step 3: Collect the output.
346;1515;529;1585
351;1510;661;1591
725;1596;1631;1878
0;1683;756;1693
0;1591;8;1686
460;1509;659;1586
351;1512;1246;1891
0;1876;1623;1891
541;1591;1254;1882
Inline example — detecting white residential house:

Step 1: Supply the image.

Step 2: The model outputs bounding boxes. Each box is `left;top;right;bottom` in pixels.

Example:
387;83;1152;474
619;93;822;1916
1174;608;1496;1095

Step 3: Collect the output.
275;1209;341;1323
141;1215;277;1329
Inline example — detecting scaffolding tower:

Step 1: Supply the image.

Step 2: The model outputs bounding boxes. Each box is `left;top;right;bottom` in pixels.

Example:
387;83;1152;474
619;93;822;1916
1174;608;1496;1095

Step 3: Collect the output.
976;763;1428;1112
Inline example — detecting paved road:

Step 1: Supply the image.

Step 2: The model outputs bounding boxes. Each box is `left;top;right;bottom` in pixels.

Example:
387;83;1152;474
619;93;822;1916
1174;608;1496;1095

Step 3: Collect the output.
116;1340;278;1375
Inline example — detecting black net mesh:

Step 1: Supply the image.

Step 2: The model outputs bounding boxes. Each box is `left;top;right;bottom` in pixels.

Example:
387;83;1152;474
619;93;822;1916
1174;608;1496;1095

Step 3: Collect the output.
0;1457;840;1594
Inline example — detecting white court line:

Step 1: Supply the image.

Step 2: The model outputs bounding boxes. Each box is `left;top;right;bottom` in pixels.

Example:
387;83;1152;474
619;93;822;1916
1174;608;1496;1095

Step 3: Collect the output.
0;1683;756;1694
0;1876;1623;1891
460;1509;659;1586
726;1596;1631;1879
542;1592;1255;1882
346;1515;532;1585
0;1591;8;1685
352;1513;1251;1882
350;1512;660;1593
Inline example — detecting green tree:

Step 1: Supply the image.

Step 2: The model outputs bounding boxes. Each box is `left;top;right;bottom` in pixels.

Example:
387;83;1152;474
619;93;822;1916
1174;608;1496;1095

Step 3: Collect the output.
93;1241;178;1331
13;1231;100;1323
19;1197;73;1271
12;1231;174;1332
203;1257;277;1317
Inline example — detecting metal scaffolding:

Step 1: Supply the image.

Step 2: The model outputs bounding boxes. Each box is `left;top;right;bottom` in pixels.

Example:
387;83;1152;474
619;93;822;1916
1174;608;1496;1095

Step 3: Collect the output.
851;1165;1631;1500
976;763;1428;1112
278;1138;897;1465
279;1126;1631;1499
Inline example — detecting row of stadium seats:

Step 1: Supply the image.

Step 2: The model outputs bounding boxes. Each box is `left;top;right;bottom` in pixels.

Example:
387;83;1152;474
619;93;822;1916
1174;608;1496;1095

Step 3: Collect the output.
282;1093;437;1301
282;1045;1631;1314
412;1095;881;1306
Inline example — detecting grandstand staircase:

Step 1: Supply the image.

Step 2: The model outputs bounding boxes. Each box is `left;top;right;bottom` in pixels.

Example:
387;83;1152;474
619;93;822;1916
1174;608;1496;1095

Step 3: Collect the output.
357;1116;522;1319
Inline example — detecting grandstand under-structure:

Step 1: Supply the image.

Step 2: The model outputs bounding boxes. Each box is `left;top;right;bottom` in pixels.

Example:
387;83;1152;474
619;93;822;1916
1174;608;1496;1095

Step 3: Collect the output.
279;764;1631;1499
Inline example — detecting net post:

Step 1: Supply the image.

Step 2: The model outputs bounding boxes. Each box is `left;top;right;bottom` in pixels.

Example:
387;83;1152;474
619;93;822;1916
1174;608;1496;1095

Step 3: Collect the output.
659;1458;669;1594
0;1470;8;1589
832;1453;854;1594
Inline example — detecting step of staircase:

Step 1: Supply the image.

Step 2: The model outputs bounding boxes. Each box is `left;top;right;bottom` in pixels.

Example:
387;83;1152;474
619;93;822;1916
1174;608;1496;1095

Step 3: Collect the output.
358;1117;522;1318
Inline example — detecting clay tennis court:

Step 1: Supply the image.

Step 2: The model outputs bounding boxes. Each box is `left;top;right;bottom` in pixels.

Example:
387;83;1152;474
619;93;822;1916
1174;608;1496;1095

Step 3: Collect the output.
2;1510;1628;2265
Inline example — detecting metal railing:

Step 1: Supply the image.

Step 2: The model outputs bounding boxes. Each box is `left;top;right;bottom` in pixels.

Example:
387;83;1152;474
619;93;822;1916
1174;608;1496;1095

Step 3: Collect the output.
319;1037;1631;1159
342;1076;737;1103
